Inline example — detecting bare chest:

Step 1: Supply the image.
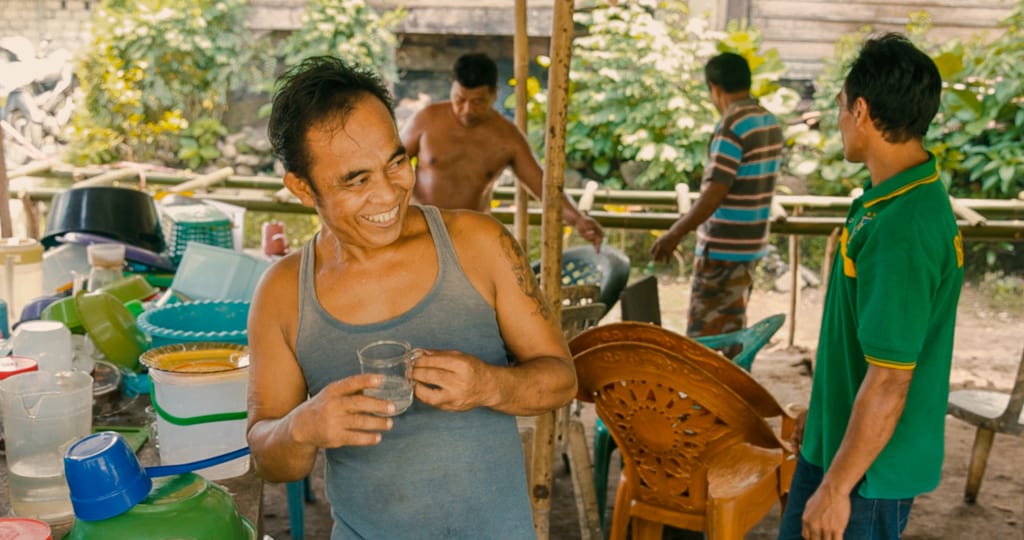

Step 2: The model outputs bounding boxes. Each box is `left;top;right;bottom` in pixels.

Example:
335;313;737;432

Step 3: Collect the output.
418;128;514;179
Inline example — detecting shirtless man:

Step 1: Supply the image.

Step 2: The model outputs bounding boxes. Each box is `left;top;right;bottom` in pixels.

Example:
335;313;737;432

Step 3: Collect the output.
401;52;604;250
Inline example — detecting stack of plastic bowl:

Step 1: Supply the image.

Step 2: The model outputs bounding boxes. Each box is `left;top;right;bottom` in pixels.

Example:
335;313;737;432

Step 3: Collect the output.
63;431;255;540
74;291;149;372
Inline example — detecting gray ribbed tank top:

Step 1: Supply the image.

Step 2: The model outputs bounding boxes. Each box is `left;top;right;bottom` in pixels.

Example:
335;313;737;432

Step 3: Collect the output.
295;205;533;539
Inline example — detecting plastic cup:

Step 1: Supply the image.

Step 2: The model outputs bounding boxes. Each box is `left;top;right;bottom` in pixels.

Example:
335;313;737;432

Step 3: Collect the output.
63;431;152;521
358;340;414;416
11;320;73;372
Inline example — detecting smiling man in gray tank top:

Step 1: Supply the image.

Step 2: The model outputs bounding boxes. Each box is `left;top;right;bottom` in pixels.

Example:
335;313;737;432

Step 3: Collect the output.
246;56;578;539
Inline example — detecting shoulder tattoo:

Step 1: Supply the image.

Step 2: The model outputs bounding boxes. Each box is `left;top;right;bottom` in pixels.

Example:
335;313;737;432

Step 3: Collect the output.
498;228;553;320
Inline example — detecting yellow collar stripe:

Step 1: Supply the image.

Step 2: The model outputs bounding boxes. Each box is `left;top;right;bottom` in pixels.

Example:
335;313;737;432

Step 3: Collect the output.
863;172;940;208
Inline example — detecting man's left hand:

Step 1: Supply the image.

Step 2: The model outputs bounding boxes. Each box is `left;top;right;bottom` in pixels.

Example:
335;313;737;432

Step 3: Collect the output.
412;349;495;412
575;215;604;252
801;484;851;540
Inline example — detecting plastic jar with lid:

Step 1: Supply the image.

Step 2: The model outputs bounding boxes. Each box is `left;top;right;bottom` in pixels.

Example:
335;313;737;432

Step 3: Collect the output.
0;238;44;324
86;244;126;292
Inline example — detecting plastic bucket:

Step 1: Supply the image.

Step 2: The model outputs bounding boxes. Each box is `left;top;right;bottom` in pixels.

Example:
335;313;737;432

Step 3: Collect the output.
141;344;249;480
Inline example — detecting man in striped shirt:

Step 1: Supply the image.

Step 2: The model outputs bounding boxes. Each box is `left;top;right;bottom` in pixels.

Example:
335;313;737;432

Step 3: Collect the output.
650;52;783;353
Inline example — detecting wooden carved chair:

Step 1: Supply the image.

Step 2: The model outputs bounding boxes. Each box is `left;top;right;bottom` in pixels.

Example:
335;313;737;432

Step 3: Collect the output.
569;320;796;525
947;346;1024;503
573;341;791;539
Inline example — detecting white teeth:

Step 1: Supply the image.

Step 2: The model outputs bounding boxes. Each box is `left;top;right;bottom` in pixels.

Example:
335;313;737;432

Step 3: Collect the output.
363;206;399;224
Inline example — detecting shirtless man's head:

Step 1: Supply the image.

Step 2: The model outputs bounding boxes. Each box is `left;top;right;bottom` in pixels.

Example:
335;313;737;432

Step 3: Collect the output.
450;53;498;128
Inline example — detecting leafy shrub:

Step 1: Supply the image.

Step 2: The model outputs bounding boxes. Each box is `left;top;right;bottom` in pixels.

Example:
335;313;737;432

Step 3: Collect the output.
517;0;798;190
789;4;1024;199
69;0;403;170
69;0;255;168
270;0;405;92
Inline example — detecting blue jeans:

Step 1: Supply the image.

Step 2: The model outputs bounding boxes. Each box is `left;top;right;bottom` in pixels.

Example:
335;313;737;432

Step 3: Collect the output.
777;455;914;540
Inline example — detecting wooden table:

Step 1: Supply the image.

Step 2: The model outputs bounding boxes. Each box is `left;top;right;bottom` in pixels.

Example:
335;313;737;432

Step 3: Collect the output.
0;390;263;538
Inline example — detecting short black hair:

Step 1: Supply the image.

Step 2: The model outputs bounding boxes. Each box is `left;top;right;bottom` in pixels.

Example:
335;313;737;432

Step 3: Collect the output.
453;53;498;89
704;52;751;93
843;33;941;143
267;56;394;187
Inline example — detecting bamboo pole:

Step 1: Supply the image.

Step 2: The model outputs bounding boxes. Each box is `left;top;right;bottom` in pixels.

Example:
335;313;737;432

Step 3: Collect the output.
577;180;599;213
675;183;691;213
10;184;1024;240
531;1;575;537
169;167;235;194
787;207;802;348
0;124;12;238
950;195;988;226
513;0;530;248
72;168;141;189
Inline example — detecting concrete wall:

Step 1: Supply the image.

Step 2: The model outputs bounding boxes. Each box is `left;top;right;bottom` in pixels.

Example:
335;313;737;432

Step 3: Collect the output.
0;0;94;54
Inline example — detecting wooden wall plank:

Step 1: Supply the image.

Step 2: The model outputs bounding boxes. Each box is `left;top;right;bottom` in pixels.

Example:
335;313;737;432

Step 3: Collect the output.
755;1;1013;27
749;0;1014;79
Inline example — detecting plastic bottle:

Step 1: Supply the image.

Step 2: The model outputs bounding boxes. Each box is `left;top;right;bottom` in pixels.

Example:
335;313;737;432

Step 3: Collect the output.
86;244;126;292
0;238;44;324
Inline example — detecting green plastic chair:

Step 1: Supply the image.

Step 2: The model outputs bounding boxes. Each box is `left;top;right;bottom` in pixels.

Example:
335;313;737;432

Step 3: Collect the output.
589;313;786;528
532;245;631;317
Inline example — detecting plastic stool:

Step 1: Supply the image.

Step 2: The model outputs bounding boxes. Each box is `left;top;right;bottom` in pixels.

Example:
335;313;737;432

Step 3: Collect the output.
287;477;314;540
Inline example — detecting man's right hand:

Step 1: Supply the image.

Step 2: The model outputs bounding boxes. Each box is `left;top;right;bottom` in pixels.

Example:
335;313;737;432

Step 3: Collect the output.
293;374;395;449
575;215;604;252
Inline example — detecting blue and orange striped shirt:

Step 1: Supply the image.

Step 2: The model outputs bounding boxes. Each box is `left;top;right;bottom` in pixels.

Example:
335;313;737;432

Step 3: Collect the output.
695;98;783;262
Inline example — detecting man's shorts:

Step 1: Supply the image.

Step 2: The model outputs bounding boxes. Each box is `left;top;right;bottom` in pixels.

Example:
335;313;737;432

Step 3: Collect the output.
686;255;756;342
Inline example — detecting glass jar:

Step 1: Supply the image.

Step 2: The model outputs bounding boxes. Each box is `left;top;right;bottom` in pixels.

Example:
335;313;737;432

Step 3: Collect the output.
86;244;126;292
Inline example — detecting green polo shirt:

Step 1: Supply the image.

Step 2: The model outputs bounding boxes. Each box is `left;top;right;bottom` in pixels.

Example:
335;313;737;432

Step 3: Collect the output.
802;154;964;499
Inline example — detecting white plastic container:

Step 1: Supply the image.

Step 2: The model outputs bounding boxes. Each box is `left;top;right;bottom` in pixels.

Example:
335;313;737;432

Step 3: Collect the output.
0;238;44;323
146;348;250;480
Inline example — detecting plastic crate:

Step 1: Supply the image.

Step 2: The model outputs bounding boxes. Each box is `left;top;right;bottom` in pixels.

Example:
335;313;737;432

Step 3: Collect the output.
160;203;234;264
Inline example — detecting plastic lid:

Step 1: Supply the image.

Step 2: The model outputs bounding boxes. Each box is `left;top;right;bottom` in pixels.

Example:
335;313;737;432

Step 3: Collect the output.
87;243;127;267
0;237;43;264
0;517;52;539
0;355;39;380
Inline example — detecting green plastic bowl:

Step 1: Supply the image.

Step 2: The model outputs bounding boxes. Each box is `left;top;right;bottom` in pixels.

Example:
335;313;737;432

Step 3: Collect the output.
65;473;255;540
41;296;86;334
95;275;158;304
75;291;149;371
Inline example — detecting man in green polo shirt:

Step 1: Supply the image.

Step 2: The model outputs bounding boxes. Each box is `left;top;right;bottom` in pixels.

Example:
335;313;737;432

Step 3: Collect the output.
777;33;964;540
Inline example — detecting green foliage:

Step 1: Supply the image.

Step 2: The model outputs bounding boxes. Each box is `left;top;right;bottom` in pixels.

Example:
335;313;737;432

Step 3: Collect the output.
264;0;404;102
791;4;1024;199
937;1;1024;199
69;0;403;169
69;0;256;168
518;0;797;190
177;116;228;169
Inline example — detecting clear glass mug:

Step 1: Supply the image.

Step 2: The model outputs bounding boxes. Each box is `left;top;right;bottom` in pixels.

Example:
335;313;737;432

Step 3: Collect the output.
358;340;415;416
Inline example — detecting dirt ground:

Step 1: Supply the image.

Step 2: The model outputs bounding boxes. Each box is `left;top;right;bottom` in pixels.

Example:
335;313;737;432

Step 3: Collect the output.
258;278;1023;539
